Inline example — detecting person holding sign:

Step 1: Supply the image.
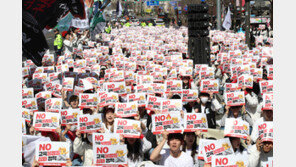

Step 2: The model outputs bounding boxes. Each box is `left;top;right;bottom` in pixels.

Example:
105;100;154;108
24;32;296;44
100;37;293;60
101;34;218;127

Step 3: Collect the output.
249;137;273;167
251;109;273;144
242;86;260;123
150;131;194;167
193;92;222;128
220;105;253;128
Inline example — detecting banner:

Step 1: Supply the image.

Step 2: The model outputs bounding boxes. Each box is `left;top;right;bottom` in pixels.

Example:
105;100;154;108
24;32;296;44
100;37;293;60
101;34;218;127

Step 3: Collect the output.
93;145;127;166
250;68;263;80
99;92;118;107
136;84;154;94
151;83;166;94
200;79;219;93
152;112;183;134
259;80;273;95
224;118;250;139
161;99;183;113
199;70;215;80
22;88;34;99
165;80;183;93
115;102;138;118
262;94;273;110
35;141;70;166
258;122;273;142
92;133;121;145
212;155;248;167
79;93;99;109
238;74;253;89
201;138;234;163
182;89;199;102
60;109;82;126
77;114;103;133
127;93;146;107
114;118;141;138
45;98;63;113
104;82;126;94
224;91;245;106
146;95;163;112
184;113;208;132
33;112;60;132
22;108;31;123
22;98;38;112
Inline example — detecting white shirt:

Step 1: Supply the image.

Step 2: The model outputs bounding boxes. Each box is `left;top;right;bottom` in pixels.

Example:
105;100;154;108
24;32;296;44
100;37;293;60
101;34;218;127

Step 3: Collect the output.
159;149;194;167
184;149;199;166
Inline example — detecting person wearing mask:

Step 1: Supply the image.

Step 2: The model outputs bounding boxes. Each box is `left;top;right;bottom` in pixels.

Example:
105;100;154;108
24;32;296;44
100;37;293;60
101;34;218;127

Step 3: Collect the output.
150;131;194;167
53;29;63;62
220;105;253;128
194;92;222;128
248;138;273;167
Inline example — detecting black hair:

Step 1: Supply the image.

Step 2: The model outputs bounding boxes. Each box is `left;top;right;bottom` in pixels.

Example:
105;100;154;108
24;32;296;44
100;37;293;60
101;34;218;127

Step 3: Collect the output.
125;138;143;162
182;132;198;164
83;108;93;115
69;95;79;103
171;94;181;99
199;92;210;98
168;133;184;142
229;137;245;153
103;107;115;125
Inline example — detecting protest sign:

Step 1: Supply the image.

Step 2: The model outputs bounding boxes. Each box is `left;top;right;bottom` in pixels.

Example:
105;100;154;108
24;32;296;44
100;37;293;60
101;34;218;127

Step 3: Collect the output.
115;102;138;118
79;93;99;109
33;112;60;132
22;108;31;122
258;122;273;142
127;93;146;107
259;80;273;95
62;78;74;91
99;92;118;107
35;141;70;166
93;145;127;166
22;98;38;112
136;84;154;94
152;112;183;134
22;88;34;99
165;80;183;93
167;68;178;80
184;113;208;132
211;155;248;167
104;82;126;94
200;79;219;93
52;83;63;98
224;83;239;93
45;98;62;113
250;68;263;80
161;99;183;113
179;67;193;76
35;91;52;100
225;92;245;106
60;109;82;126
114;118;141;138
224;118;250;139
151;83;166;94
199;70;215;80
238;74;253;89
109;71;125;82
146;95;163;112
139;75;154;84
267;65;273;80
182;89;199;102
23;67;29;77
33;73;48;84
262;94;273;110
77;114;103;133
92;133;121;145
194;64;208;75
202;138;234;163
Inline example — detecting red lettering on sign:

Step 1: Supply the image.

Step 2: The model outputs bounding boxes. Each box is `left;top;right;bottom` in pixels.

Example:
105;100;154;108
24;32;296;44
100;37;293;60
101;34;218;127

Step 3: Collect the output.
216;157;228;165
36;113;46;119
227;93;234;98
118;120;127;125
108;84;115;89
61;111;68;116
155;115;165;122
79;117;88;122
39;144;51;151
95;135;104;141
149;97;157;102
204;143;215;152
81;95;89;99
118;104;126;108
97;147;109;154
187;114;196;120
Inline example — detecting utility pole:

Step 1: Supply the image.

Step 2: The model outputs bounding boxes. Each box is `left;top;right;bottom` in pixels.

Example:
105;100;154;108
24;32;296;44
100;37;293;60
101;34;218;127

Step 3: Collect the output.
245;0;251;49
217;0;221;30
239;0;242;29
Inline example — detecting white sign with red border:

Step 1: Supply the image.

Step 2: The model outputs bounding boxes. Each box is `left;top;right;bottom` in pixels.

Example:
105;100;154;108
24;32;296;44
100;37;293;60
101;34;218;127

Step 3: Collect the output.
115;102;138;118
114;118;141;138
224;91;245;106
184;113;208;132
93;145;128;166
200;79;219;93
92;133;121;145
45;98;63;113
224;118;250;139
152;112;183;134
33;112;60;132
60;109;82;126
77;114;103;133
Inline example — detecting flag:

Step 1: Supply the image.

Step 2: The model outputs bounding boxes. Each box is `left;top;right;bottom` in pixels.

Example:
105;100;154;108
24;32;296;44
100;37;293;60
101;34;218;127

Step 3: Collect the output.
116;0;123;18
90;11;106;40
54;13;74;32
222;7;232;30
